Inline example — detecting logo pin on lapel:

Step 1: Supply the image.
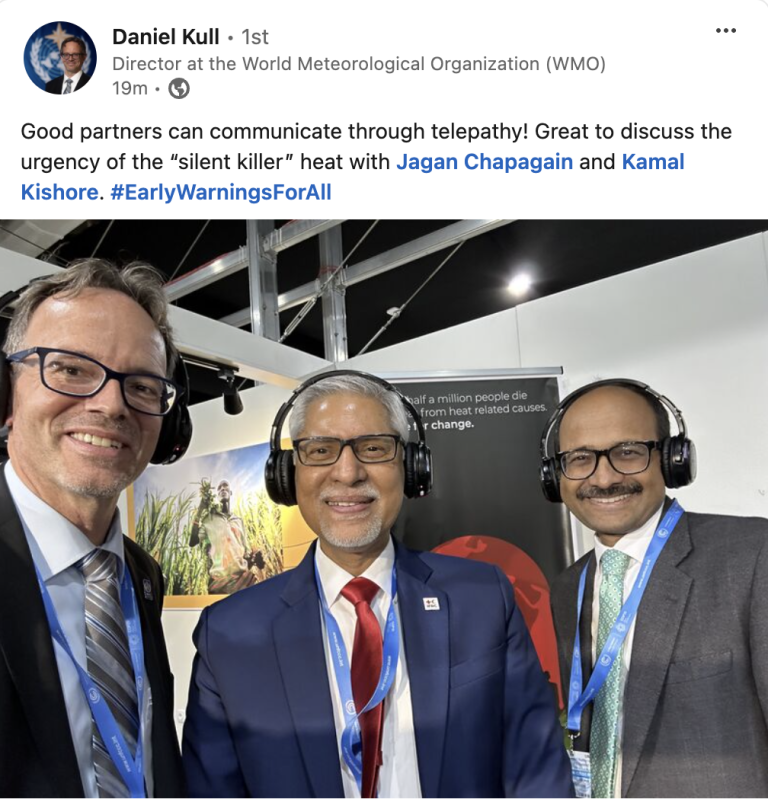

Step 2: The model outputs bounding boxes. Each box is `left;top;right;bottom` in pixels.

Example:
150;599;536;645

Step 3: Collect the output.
423;597;440;611
143;578;153;600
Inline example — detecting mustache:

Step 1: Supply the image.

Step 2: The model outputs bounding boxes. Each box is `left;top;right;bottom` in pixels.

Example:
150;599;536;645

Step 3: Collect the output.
320;485;380;501
576;481;643;500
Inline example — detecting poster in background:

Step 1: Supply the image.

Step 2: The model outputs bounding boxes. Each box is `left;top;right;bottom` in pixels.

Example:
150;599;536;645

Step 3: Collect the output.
130;440;314;607
394;374;570;705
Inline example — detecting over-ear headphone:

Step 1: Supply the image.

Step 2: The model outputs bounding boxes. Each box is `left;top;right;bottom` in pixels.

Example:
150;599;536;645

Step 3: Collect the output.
539;378;697;503
264;370;433;506
150;358;192;465
0;283;192;466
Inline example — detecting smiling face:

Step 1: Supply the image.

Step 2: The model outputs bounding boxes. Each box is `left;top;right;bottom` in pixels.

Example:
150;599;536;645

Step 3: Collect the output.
60;40;86;78
6;288;167;517
558;386;667;546
294;392;405;554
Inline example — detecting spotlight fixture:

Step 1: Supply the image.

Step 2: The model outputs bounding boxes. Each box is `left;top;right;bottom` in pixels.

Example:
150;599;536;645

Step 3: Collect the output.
181;355;245;415
507;272;532;297
218;367;244;415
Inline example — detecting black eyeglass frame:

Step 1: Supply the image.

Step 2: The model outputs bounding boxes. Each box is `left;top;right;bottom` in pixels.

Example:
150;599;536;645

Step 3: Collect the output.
557;440;663;480
6;346;180;417
293;434;402;466
60;52;85;59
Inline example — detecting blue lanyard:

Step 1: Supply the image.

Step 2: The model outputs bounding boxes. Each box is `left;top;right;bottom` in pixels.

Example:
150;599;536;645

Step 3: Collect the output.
315;560;400;795
34;560;147;798
566;500;684;737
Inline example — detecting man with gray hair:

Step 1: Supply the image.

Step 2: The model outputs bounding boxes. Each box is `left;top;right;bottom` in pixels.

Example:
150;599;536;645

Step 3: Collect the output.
0;260;186;797
184;371;572;798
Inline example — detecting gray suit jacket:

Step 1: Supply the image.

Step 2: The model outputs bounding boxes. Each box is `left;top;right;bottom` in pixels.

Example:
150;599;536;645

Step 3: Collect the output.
550;507;768;797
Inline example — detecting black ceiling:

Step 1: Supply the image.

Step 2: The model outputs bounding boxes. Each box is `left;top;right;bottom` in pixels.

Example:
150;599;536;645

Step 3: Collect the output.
12;219;768;404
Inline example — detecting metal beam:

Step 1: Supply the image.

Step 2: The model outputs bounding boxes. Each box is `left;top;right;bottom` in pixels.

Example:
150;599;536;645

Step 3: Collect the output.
319;228;347;363
277;219;514;312
262;219;346;255
164;246;247;301
247;220;280;340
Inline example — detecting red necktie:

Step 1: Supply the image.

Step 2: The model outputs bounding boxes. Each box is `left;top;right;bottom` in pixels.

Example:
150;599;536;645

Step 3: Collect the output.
340;577;384;798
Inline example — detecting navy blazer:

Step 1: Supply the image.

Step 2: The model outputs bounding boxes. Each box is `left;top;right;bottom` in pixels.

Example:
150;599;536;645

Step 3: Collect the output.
183;541;573;798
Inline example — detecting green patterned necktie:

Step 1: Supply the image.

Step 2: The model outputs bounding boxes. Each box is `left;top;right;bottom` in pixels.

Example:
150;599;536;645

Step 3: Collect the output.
591;548;631;798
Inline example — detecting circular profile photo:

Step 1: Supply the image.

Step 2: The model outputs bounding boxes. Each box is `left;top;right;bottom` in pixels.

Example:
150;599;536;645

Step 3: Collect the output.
24;22;97;94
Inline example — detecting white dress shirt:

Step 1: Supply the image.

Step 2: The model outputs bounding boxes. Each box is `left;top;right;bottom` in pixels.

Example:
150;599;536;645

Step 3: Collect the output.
5;462;154;797
590;502;665;797
315;539;422;798
59;70;83;93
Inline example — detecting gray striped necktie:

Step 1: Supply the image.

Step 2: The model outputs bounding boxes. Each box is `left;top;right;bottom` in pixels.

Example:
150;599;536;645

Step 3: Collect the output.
63;78;73;94
78;549;140;798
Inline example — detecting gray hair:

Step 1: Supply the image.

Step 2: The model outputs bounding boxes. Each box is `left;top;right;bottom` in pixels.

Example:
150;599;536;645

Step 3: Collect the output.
3;258;178;375
288;374;410;442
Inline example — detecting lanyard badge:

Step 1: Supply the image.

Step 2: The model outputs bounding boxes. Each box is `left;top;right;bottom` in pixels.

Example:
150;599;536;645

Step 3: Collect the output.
315;560;400;795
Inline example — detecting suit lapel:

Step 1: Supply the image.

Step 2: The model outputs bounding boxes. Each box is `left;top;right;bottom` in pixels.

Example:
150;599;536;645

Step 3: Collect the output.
621;514;693;796
0;471;83;797
274;544;343;798
557;553;595;751
394;543;450;799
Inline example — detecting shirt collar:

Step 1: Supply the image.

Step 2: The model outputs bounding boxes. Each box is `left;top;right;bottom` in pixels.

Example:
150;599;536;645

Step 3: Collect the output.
63;70;83;84
593;501;666;567
4;460;125;581
315;537;395;607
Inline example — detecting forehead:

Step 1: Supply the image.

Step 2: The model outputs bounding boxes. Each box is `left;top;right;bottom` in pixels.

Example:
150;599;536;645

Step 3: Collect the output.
24;288;166;372
302;392;393;436
559;386;658;449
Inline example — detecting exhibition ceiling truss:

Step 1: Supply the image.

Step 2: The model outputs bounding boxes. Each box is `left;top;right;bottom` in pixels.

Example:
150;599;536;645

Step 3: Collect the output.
164;219;513;363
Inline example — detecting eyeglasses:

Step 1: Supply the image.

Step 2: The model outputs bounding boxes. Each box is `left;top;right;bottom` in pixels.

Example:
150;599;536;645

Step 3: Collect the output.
558;440;662;480
60;52;85;60
293;434;401;466
7;347;179;417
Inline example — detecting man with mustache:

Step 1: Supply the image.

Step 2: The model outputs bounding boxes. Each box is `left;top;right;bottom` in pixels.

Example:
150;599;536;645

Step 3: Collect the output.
546;381;768;798
0;261;187;797
183;372;573;798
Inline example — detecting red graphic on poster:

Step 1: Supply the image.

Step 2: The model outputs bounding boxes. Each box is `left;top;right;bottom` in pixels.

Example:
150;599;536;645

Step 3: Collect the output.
434;535;563;709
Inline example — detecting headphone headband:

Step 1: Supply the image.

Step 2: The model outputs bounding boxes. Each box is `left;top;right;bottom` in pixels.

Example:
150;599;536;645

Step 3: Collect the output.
265;369;433;505
539;378;696;503
269;369;428;451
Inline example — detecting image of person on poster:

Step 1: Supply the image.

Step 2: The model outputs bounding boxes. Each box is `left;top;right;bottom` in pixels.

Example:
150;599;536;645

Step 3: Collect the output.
183;371;573;799
189;478;265;593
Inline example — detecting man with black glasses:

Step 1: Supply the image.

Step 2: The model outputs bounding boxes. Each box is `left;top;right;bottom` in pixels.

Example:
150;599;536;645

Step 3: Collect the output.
46;36;91;94
545;381;768;798
0;261;187;797
183;372;573;798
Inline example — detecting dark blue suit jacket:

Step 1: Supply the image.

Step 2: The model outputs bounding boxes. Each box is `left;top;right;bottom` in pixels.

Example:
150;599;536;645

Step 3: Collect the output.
183;542;573;798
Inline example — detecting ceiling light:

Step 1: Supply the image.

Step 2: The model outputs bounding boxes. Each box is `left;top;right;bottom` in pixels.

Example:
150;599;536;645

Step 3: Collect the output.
507;273;532;297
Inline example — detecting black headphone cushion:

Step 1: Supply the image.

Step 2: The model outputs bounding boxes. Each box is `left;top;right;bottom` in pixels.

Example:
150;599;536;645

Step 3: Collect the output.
403;442;417;499
151;402;193;466
539;457;563;503
277;450;297;506
661;435;696;489
403;441;432;499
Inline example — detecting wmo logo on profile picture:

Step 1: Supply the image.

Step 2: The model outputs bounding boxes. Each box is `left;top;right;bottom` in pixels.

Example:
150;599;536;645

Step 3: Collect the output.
23;21;97;91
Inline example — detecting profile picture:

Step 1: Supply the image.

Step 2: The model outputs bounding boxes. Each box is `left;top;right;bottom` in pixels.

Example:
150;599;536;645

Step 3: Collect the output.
24;22;97;94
